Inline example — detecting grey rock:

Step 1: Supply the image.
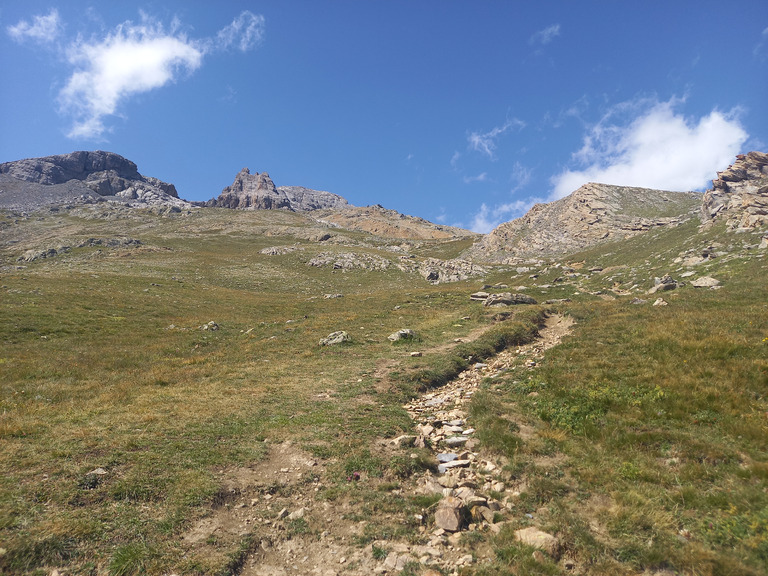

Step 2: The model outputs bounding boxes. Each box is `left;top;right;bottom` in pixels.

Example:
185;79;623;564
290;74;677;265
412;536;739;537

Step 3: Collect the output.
437;459;470;474
444;436;469;447
319;331;351;346
484;292;538;307
388;329;418;342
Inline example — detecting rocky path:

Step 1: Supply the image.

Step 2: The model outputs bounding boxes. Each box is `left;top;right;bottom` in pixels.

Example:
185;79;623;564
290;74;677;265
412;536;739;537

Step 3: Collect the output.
188;313;573;576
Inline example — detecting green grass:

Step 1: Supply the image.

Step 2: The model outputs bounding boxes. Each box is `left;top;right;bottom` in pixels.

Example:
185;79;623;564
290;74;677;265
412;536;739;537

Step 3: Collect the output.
466;223;768;575
1;204;766;575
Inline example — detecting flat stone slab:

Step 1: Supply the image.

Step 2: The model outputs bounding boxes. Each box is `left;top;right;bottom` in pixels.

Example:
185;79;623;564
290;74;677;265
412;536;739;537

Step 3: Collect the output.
444;436;469;447
438;459;470;474
437;453;458;463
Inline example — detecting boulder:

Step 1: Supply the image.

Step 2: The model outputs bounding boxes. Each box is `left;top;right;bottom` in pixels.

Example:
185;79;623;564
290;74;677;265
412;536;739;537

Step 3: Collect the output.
319;331;350;346
434;497;466;532
514;527;560;558
388;329;418;342
691;276;720;288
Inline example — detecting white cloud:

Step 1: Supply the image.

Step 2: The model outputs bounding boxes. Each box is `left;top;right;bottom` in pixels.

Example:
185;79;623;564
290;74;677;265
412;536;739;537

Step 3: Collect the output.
463;172;488;184
509;161;532;192
468;197;543;233
215;11;265;52
530;24;560;46
7;9;62;44
59;14;204;139
468;118;525;159
550;97;748;199
48;10;265;139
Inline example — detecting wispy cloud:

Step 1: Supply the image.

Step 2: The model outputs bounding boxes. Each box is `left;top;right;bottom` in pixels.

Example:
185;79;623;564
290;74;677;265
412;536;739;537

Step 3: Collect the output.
530;24;561;46
468;197;543;234
550;96;748;199
215;11;265;52
468;118;525;160
7;8;63;44
754;26;768;61
464;161;537;232
9;9;265;139
463;172;488;184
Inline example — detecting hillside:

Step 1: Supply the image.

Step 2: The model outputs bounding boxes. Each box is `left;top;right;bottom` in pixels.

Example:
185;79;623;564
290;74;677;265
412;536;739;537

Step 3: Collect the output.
467;182;701;262
0;152;766;576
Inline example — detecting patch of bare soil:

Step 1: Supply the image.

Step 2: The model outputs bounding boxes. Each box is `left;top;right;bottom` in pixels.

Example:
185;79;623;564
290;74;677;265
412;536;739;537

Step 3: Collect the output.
180;314;575;576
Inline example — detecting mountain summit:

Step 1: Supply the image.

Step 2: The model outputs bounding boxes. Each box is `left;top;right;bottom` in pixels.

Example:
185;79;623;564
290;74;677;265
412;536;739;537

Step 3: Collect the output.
206;167;350;211
0;151;187;211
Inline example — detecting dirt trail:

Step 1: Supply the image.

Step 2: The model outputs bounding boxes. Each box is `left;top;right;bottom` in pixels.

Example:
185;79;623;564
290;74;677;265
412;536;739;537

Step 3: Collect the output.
179;313;574;575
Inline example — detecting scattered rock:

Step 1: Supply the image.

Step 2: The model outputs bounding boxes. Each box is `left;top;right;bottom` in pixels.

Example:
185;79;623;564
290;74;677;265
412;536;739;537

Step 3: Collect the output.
388;329;418;342
653;298;668;306
647;275;678;294
514;527;560;558
691;276;720;288
319;331;350;346
201;321;219;331
483;292;538;307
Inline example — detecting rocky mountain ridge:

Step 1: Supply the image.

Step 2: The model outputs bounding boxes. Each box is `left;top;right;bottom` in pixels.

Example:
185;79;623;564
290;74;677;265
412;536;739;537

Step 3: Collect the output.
467;183;702;262
0;151;189;211
2;150;767;260
204;167;350;212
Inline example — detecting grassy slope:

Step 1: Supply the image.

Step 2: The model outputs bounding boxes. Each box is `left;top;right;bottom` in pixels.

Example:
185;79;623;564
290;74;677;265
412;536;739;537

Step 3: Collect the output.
0;207;766;575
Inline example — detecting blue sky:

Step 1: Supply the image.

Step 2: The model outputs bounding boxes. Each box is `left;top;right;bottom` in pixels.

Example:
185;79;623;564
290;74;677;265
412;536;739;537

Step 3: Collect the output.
1;1;766;232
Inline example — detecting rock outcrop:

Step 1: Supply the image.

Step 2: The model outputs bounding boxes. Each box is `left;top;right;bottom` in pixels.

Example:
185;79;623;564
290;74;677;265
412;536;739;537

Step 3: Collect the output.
468;183;700;261
0;151;188;210
207;168;349;211
701;151;768;230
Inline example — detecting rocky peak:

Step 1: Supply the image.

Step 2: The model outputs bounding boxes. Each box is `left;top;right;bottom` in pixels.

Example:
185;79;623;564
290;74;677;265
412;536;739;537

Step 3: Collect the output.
701;151;768;230
0;150;142;186
207;168;350;211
